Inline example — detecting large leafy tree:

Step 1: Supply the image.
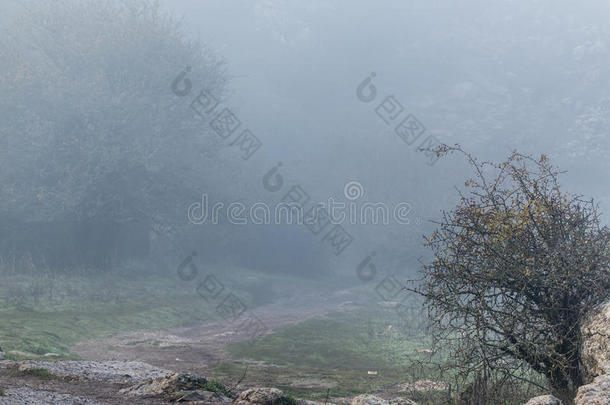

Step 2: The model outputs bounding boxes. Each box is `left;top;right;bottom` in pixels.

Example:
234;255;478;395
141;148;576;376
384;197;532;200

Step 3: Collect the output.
420;145;610;403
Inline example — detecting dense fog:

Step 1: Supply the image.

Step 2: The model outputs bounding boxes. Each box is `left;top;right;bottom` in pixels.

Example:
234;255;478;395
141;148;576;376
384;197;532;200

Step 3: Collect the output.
2;0;609;277
1;1;609;404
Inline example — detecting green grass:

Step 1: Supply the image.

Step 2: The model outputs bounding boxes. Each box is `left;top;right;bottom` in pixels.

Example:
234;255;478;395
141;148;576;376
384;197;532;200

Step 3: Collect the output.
214;300;544;404
216;306;443;402
0;265;284;358
228;310;430;370
0;276;213;358
202;378;235;398
0;267;543;404
0;265;337;359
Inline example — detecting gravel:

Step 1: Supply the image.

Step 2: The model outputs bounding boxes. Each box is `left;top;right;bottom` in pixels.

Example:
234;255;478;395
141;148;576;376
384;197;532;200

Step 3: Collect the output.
17;360;172;383
0;387;107;405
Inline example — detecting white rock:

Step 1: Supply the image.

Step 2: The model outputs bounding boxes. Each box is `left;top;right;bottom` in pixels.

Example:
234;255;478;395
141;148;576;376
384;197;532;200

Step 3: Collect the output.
580;302;610;381
524;395;562;405
16;360;172;383
234;387;284;404
574;374;610;405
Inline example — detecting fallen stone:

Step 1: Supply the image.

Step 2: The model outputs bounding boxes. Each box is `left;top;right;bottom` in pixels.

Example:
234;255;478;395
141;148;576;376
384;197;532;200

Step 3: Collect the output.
524;395;562;405
0;387;107;404
234;387;284;404
120;372;208;399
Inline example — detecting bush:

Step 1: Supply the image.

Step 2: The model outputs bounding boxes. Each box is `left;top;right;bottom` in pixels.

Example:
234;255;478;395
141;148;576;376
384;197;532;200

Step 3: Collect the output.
419;145;610;403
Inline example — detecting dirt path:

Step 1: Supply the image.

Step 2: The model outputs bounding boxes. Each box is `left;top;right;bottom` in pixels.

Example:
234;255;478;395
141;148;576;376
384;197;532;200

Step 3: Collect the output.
72;287;359;380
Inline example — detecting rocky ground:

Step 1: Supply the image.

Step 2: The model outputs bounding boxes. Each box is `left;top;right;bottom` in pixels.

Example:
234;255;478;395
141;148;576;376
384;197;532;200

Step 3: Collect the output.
1;294;608;404
0;288;424;404
0;359;170;404
0;356;420;404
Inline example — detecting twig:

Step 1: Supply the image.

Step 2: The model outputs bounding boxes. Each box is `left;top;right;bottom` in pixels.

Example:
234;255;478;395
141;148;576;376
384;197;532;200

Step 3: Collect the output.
228;365;248;396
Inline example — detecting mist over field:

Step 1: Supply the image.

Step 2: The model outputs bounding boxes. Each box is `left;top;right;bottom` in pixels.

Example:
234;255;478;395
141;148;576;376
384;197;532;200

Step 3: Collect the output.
0;1;609;404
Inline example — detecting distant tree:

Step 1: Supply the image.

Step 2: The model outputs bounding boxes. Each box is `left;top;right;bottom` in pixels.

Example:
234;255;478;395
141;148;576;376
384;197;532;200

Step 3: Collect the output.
0;0;226;224
419;145;610;403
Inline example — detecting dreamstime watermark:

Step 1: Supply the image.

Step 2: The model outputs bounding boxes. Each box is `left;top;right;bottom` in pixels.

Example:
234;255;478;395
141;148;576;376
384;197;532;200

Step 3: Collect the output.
177;251;269;340
187;182;415;226
169;66;268;339
168;65;430;341
172;66;263;160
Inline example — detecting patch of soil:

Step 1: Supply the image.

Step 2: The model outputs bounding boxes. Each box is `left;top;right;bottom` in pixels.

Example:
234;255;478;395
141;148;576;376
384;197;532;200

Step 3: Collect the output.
72;289;358;378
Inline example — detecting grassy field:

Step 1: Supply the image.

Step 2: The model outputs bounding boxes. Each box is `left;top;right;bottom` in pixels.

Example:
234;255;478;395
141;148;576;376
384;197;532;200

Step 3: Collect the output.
0;266;544;404
0;275;204;358
0;263;286;359
0;264;448;403
212;290;545;404
215;305;451;403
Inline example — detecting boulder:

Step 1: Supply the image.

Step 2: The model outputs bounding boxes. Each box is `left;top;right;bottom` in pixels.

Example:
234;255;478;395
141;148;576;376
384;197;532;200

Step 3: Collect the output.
524;395;562;405
234;387;284;404
574;374;610;405
580;302;610;381
17;360;171;383
120;372;208;399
